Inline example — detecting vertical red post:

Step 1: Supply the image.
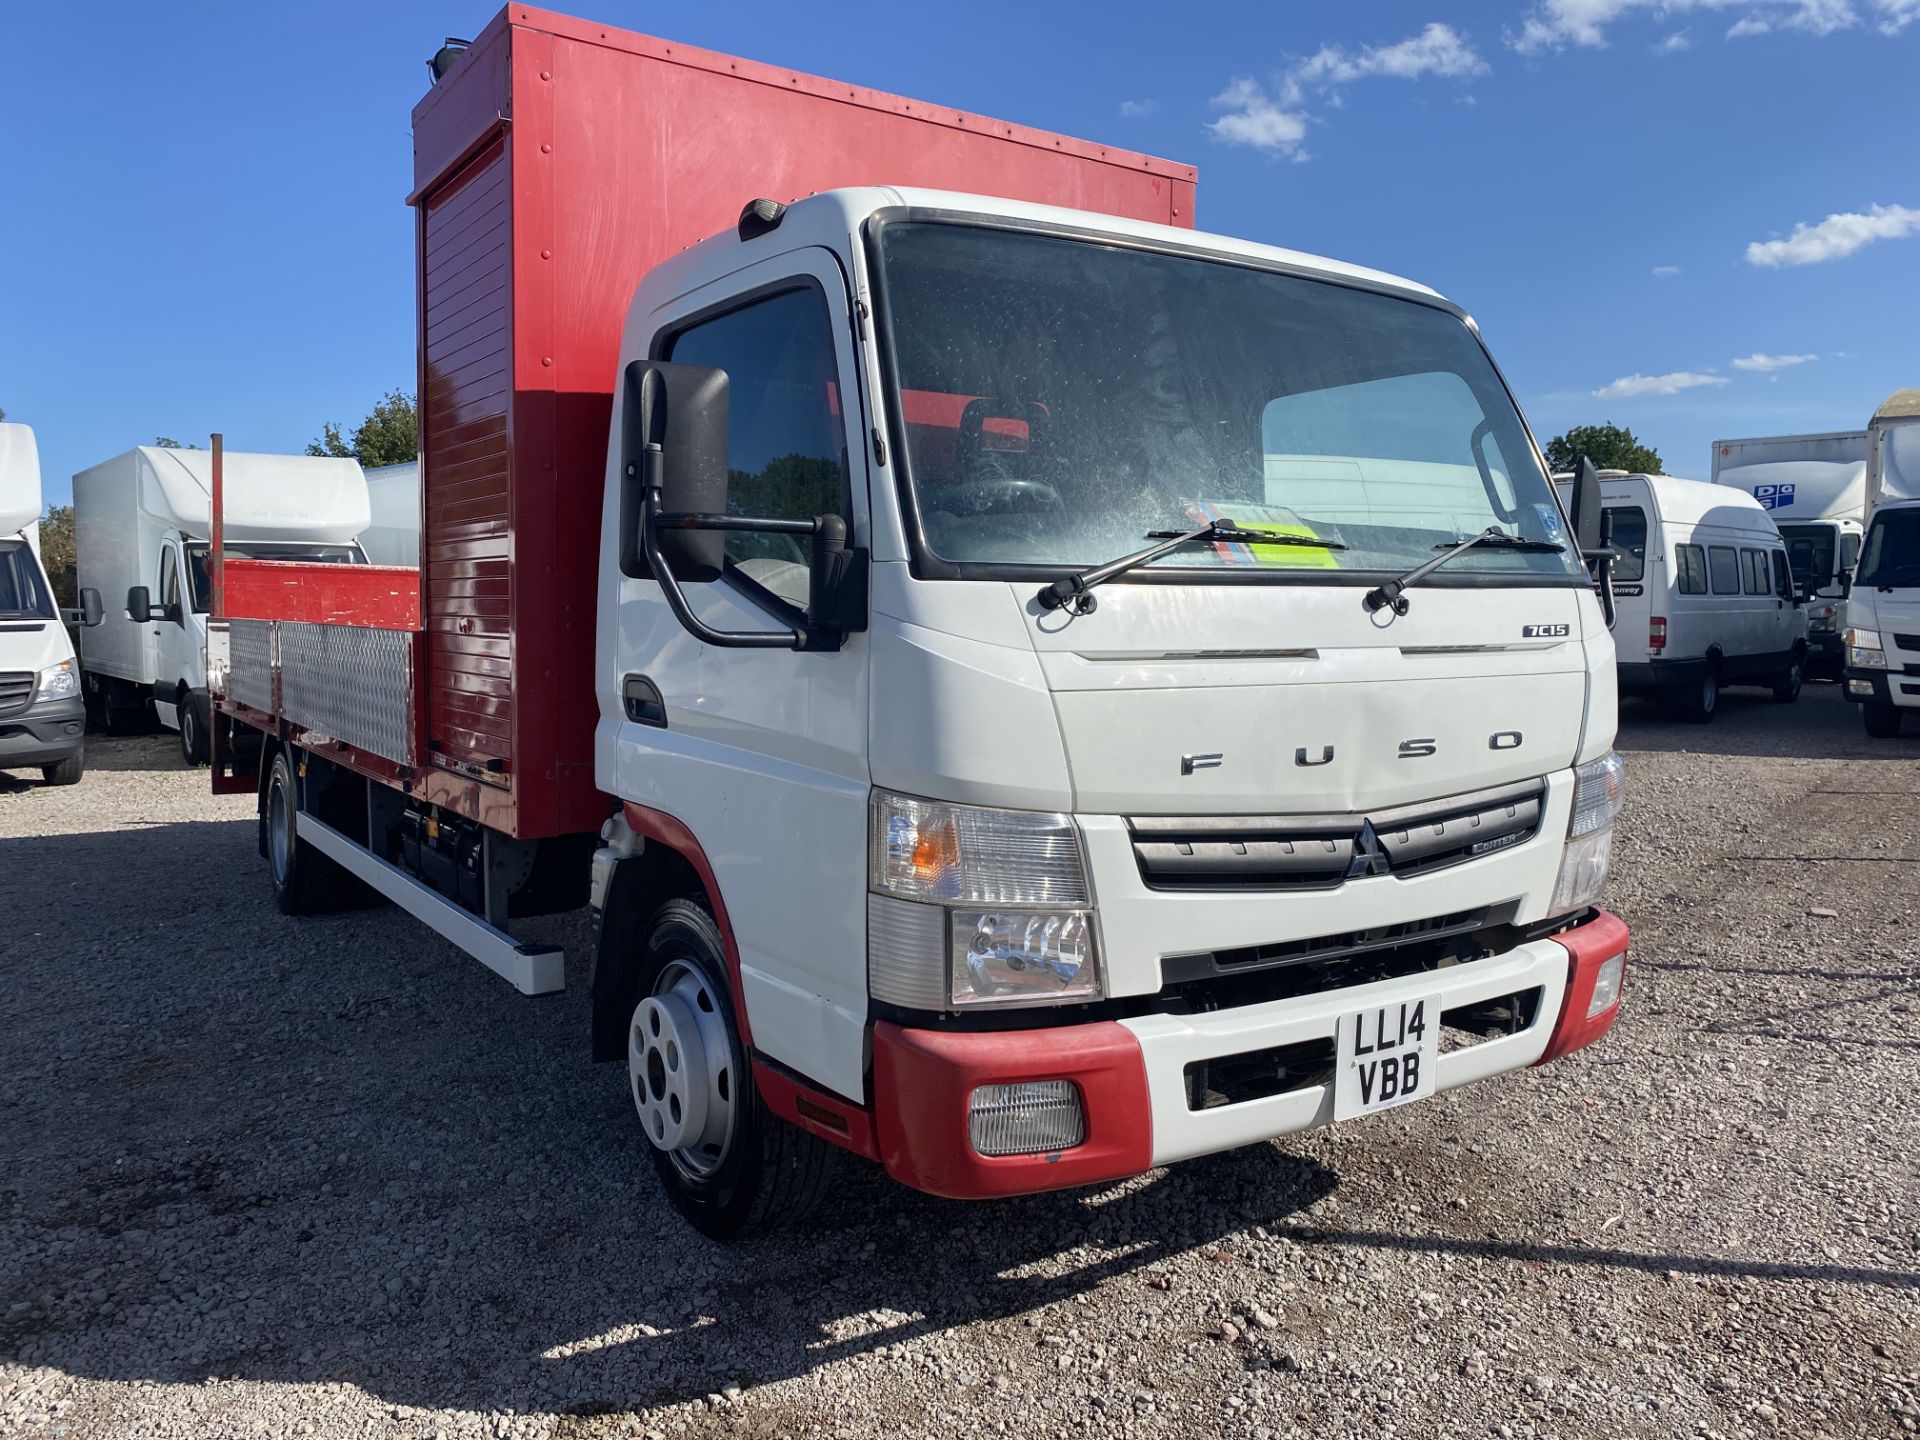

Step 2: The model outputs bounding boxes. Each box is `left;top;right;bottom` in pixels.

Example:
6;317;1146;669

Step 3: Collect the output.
210;432;224;618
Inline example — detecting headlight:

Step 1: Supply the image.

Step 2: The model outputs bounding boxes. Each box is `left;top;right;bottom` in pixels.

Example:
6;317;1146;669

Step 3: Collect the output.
869;791;1102;1010
1846;627;1886;669
35;660;80;702
1552;827;1613;914
1568;751;1625;838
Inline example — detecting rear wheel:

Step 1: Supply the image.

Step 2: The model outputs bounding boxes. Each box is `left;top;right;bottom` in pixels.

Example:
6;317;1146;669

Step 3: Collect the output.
1771;658;1803;703
1864;701;1904;739
265;748;347;914
102;679;144;736
41;751;84;786
629;899;843;1239
1671;669;1718;724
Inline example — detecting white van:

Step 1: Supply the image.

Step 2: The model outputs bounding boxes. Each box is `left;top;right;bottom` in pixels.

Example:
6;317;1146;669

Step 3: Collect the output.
359;460;420;566
1843;389;1920;738
1563;471;1806;721
73;446;371;762
0;424;86;785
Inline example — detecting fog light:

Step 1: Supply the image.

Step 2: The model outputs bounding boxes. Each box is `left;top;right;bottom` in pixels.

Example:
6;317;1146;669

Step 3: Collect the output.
1848;679;1875;697
968;1080;1085;1156
1588;953;1625;1017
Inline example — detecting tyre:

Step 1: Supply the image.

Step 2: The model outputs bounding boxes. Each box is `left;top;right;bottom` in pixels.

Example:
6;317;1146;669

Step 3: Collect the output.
628;898;844;1239
178;692;209;766
1864;701;1903;739
1670;670;1718;724
41;750;84;786
1771;658;1803;703
102;680;143;736
264;748;346;914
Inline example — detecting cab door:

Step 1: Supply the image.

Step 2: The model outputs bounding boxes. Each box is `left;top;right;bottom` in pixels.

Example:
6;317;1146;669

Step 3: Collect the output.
152;541;192;728
602;248;873;1102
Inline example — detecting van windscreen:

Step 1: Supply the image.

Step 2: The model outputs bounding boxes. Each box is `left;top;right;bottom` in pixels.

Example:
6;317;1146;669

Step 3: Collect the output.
0;540;54;619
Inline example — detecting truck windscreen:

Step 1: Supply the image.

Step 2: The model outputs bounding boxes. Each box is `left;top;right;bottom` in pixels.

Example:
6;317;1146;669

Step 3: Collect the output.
184;542;365;612
1858;509;1920;589
1781;523;1839;589
875;222;1582;583
0;540;55;619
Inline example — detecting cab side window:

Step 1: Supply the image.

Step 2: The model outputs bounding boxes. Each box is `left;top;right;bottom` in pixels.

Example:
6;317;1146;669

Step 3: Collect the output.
1676;544;1707;595
159;547;181;614
1771;550;1792;599
1708;545;1740;595
1741;548;1768;595
1604;506;1647;582
663;285;849;611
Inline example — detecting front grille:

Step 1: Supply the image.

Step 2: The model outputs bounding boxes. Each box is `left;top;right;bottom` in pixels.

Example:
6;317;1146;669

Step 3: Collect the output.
0;671;32;719
1891;633;1920;651
1164;906;1497;985
1129;779;1545;892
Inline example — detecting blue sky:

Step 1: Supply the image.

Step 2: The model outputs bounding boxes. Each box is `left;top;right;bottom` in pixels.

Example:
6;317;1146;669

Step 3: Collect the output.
3;0;1914;506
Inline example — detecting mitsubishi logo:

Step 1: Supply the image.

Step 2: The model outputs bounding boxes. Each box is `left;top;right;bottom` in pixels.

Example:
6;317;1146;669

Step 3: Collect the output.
1346;820;1392;879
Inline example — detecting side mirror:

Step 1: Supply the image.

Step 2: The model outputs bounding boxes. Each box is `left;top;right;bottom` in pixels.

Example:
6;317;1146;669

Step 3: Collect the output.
126;585;153;623
1837;567;1853;597
620;359;729;582
1570;456;1604;555
79;587;104;628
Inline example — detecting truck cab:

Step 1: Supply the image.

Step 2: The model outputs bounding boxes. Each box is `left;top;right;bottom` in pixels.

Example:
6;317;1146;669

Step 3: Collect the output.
594;187;1629;1222
0;423;86;786
1845;390;1920;738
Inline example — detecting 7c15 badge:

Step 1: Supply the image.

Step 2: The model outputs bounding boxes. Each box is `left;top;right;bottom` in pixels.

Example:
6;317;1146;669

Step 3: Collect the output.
1521;623;1571;638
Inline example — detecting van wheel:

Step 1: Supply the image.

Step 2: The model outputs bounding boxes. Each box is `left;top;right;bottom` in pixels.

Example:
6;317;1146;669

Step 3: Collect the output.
1671;670;1718;724
265;749;346;914
629;899;843;1240
1863;702;1903;739
178;693;209;766
41;751;84;786
102;680;143;736
1771;659;1803;703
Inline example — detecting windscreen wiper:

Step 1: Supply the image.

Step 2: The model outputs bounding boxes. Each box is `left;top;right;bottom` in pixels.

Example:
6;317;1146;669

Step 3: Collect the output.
1364;526;1565;616
1037;518;1346;614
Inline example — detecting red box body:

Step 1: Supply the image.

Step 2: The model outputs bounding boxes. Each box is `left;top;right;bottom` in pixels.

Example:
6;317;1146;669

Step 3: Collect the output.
405;6;1196;839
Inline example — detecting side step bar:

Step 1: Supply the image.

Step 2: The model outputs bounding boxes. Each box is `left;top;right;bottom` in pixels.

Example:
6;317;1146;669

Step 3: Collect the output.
296;812;566;996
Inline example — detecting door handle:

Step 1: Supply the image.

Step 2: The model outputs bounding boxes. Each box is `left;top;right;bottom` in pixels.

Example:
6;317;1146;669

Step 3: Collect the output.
622;674;667;728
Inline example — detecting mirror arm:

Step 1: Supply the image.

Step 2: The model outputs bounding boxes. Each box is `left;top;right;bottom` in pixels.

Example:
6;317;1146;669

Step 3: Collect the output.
1581;546;1618;629
641;481;828;651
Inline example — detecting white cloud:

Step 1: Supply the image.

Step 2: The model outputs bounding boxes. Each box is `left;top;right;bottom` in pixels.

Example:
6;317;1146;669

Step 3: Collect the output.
1653;28;1693;49
1745;203;1920;267
1876;0;1920;30
1210;23;1486;160
1731;352;1818;371
1652;264;1682;276
1118;98;1159;118
1593;371;1730;399
1208;77;1311;157
1511;0;1869;51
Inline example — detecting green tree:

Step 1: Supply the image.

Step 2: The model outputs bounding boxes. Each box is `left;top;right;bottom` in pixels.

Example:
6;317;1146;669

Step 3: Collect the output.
1543;423;1662;477
153;436;199;449
37;504;76;609
308;390;417;468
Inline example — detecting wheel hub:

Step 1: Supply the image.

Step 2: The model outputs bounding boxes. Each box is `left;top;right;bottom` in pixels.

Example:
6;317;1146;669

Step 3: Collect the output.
628;962;735;1176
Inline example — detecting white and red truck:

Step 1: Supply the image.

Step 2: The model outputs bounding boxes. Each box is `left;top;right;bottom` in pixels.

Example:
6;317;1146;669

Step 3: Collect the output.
210;6;1630;1237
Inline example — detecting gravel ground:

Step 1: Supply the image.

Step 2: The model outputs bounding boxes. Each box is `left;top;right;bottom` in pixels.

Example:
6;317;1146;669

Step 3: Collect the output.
1;682;1915;1440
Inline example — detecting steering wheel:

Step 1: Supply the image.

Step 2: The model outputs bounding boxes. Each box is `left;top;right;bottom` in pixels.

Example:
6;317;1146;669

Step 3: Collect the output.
941;477;1064;516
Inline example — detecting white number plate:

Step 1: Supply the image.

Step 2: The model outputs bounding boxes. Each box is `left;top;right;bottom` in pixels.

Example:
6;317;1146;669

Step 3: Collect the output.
1334;995;1442;1120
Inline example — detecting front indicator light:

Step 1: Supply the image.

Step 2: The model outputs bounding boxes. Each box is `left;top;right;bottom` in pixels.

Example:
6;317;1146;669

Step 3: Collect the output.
1587;953;1625;1018
1552;828;1613;915
35;659;80;702
968;1080;1086;1156
1569;751;1626;837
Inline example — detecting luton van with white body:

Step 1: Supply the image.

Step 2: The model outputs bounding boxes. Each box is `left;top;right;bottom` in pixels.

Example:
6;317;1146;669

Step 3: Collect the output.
1578;472;1806;721
0;424;86;785
1710;430;1865;674
1843;390;1920;737
72;446;371;761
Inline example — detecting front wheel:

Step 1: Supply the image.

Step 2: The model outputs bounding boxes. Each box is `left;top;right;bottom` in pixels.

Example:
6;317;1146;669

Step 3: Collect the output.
628;899;844;1239
1864;701;1904;739
1670;670;1719;724
178;693;209;766
41;751;84;787
1772;659;1803;703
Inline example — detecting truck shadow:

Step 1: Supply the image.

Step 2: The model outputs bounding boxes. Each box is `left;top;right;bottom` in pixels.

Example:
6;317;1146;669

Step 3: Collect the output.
0;818;1338;1419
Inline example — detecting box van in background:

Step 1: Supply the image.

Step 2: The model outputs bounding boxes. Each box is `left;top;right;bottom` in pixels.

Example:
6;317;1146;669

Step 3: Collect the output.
1843;390;1920;738
1562;471;1805;721
73;446;371;762
360;461;420;567
0;424;87;785
1710;430;1866;675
